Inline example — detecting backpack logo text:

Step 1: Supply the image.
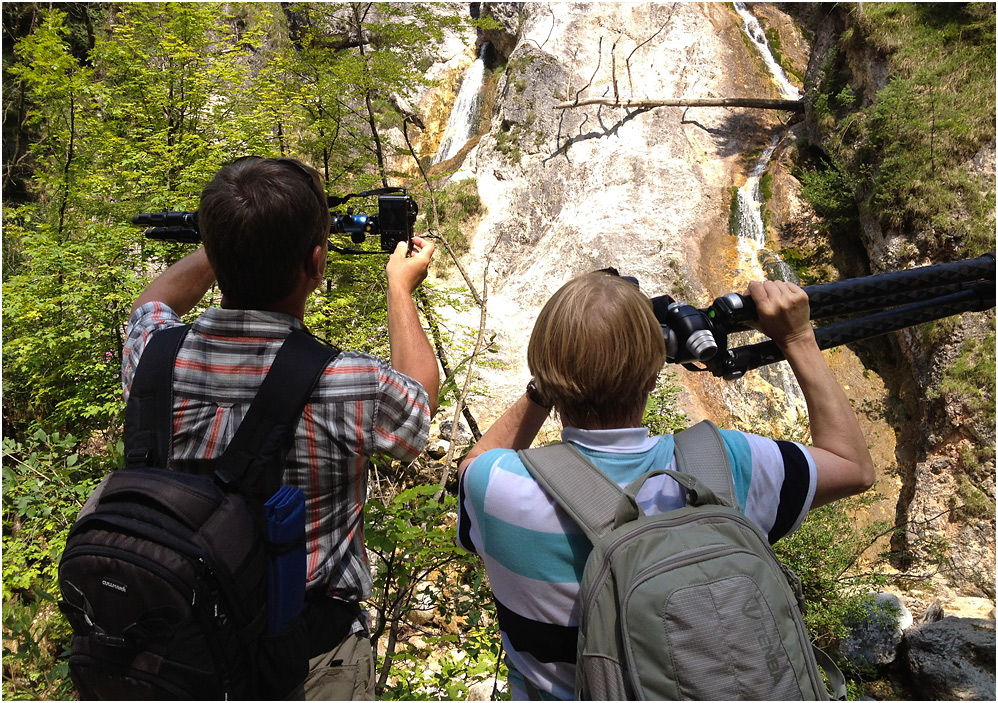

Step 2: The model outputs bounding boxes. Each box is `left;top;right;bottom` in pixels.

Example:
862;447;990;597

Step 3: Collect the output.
757;632;786;683
101;579;128;596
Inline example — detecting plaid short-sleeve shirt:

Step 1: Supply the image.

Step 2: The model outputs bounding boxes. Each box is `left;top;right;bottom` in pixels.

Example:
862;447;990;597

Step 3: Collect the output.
122;302;431;604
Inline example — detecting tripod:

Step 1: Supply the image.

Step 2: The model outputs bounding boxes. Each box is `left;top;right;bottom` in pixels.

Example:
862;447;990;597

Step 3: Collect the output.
656;252;996;379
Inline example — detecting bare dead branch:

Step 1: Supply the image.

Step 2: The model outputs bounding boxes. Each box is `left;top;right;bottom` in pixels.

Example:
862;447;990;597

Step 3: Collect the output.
625;4;675;94
399;120;492;489
555;96;804;111
575;36;603;103
611;34;621;103
438;229;504;493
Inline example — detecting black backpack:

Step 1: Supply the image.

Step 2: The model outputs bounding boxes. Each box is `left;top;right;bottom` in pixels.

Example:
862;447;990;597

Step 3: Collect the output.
58;324;338;699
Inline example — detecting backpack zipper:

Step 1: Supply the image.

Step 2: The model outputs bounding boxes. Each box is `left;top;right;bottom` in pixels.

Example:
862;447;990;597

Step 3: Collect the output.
63;544;198;605
72;508;257;624
581;510;747;623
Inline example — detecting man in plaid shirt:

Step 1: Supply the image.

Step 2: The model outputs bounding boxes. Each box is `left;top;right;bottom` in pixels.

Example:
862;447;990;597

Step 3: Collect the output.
122;157;438;699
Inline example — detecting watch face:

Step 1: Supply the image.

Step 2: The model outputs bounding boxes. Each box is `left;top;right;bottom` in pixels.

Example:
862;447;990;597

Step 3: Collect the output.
526;380;550;408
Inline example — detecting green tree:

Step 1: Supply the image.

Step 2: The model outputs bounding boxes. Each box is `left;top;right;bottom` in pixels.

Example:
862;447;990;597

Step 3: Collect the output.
3;7;284;696
2;4;273;439
1;3;481;698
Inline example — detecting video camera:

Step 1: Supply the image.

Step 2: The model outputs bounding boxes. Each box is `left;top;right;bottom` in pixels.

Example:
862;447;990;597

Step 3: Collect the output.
615;252;996;379
328;188;418;255
133;188;418;255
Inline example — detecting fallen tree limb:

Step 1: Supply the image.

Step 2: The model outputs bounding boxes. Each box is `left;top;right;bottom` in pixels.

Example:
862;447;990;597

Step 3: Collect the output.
554;96;803;111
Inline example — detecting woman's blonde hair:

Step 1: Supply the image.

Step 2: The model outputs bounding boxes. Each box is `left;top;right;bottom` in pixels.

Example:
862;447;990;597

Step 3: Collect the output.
527;272;666;428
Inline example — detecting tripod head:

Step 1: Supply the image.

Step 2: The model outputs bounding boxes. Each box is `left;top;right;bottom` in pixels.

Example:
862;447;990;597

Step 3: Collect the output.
643;252;995;379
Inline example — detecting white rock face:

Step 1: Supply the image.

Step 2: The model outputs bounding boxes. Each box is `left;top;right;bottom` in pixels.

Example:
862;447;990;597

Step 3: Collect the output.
435;2;789;424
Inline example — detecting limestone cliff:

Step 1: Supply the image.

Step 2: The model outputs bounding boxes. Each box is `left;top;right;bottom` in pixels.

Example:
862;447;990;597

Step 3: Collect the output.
431;2;795;427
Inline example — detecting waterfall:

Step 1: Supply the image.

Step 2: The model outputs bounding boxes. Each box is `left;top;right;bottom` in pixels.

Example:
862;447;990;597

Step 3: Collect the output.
732;138;805;421
734;137;798;283
730;2;801;279
730;4;806;422
433;43;488;164
733;2;801;101
736;138;778;248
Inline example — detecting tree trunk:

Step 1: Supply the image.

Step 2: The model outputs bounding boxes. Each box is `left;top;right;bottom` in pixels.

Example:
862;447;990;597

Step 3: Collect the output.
555;96;803;111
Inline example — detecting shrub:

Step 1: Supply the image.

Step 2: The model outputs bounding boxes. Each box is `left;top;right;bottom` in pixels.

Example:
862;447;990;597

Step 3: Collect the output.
431;179;482;261
2;429;112;698
643;369;691;436
774;493;894;650
366;477;504;699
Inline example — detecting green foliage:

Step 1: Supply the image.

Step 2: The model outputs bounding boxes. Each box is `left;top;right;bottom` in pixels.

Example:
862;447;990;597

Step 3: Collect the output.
807;2;996;259
365;479;503;699
778;244;838;286
277;2;459;186
307;254;393;356
381;628;506;701
759;171;774;232
759;170;774;202
3;4;266;438
2;430;110;598
643;369;691;436
469;15;505;33
495;120;523;164
933;327;996;426
950;475;991;520
6;2;993;699
430;179;482;260
727;185;740;237
2;429;112;698
2;2;464;438
2;587;74;699
737;419;895;681
920;316;997;441
794;156;860;237
763;26;804;83
1;4;475;698
774;494;894;648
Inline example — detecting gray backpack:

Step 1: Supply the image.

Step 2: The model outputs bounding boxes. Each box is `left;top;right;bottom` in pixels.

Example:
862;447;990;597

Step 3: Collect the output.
519;420;845;701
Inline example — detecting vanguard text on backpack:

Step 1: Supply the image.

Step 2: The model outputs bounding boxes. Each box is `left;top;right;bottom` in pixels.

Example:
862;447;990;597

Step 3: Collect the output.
58;325;338;699
519;420;846;701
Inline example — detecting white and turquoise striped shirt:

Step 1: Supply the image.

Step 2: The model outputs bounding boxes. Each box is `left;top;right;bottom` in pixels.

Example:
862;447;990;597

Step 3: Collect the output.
457;426;816;700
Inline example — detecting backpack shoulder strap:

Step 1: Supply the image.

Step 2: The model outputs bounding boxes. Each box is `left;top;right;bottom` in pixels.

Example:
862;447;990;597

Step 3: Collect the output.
518;443;623;543
124;324;192;469
672;420;740;510
214;329;340;499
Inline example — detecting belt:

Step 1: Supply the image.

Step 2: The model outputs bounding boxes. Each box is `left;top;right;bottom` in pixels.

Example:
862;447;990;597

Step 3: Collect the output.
302;592;363;659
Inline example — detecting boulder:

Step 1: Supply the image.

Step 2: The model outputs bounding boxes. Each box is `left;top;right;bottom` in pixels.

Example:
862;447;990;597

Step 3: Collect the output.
841;591;913;670
439;418;473;444
900;617;996;701
468;680;497;701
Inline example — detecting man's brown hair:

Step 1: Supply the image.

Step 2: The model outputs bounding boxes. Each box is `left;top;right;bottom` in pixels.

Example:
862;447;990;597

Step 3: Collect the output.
198;157;330;308
527;272;666;428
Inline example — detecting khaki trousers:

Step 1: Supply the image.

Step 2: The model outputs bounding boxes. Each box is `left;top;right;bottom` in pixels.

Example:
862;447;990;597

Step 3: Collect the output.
303;632;375;701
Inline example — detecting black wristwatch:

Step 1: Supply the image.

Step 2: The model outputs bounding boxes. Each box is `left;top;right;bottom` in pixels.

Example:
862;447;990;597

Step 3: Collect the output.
526;378;552;409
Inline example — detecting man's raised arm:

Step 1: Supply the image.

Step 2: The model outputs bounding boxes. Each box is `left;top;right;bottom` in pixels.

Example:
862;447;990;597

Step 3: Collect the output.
385;236;439;416
131;247;216;317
